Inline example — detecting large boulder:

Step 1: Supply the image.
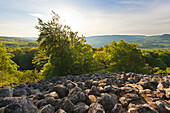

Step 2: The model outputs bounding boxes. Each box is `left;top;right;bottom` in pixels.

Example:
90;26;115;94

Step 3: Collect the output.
99;93;118;112
68;87;86;104
4;97;38;113
74;102;89;113
0;86;13;97
59;98;74;113
53;85;68;98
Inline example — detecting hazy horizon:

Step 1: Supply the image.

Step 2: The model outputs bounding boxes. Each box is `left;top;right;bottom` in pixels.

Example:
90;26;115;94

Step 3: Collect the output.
1;0;170;37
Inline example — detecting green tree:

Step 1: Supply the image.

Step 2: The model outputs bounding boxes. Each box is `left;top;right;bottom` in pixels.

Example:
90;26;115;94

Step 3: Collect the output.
0;42;18;72
103;40;145;73
36;12;86;77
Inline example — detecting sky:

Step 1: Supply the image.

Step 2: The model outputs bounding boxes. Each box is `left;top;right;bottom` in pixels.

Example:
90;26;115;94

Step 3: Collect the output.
0;0;170;37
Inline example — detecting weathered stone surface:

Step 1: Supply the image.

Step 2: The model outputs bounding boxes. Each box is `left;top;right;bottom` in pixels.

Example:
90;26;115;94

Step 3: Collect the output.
59;98;74;113
68;87;86;104
0;72;169;113
99;93;117;112
4;97;38;113
88;103;105;113
56;109;66;113
128;104;158;113
88;95;97;103
53;85;68;98
74;102;89;113
89;86;100;96
0;86;13;97
111;103;122;113
40;104;55;113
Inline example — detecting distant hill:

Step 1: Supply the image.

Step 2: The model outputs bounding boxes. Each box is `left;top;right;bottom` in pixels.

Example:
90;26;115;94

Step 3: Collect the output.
0;34;170;51
0;36;37;47
86;34;170;51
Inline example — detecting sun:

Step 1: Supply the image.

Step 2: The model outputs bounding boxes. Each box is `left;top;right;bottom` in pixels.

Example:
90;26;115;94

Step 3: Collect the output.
58;11;84;32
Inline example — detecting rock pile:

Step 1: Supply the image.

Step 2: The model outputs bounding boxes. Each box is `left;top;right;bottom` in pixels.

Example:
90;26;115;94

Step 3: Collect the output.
0;72;170;113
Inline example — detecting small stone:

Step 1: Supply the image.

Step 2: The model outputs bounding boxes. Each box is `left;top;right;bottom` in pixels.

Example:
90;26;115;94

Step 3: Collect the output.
88;103;105;113
111;103;122;113
56;109;66;113
40;104;55;113
88;95;97;103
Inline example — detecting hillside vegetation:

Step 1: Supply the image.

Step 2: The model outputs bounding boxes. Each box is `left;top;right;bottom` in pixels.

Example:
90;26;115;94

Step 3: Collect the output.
0;12;170;87
0;36;37;47
86;34;170;51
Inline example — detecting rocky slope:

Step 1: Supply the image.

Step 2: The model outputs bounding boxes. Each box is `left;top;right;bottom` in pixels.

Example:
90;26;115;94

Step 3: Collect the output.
0;72;170;113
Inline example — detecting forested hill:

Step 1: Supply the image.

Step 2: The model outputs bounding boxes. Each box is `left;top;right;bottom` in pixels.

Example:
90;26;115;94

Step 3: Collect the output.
0;36;37;47
1;34;170;51
86;34;170;51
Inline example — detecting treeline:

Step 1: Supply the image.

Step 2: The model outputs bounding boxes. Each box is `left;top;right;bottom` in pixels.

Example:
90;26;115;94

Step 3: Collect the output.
0;36;37;47
0;12;170;87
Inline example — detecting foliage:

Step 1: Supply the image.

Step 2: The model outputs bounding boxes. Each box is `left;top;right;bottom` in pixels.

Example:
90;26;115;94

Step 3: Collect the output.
0;36;37;48
102;40;146;73
10;47;38;70
35;12;89;77
0;42;18;72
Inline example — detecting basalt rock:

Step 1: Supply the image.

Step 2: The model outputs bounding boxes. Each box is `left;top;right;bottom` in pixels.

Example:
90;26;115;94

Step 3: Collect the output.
0;72;169;113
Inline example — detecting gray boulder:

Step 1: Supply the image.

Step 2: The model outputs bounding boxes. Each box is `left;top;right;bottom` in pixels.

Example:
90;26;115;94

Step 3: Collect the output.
0;86;13;97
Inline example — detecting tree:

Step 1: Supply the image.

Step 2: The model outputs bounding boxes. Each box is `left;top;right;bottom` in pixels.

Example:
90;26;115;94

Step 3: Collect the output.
35;12;86;77
0;42;18;72
103;40;145;73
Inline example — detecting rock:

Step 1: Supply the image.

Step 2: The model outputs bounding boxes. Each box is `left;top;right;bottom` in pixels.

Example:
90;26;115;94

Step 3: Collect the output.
139;89;155;103
35;99;48;108
149;101;169;113
40;104;55;113
119;97;129;107
13;87;32;97
88;95;97;103
59;98;74;113
117;87;135;96
99;93;117;112
0;97;19;107
56;109;66;113
157;81;169;89
103;85;117;93
33;94;45;100
0;86;13;97
74;102;89;113
128;104;158;113
28;82;39;89
111;103;122;113
53;85;68;98
85;80;92;89
77;82;85;90
89;86;101;96
165;88;170;98
88;103;105;113
45;92;59;99
0;107;5;113
68;87;86;104
4;97;38;113
4;103;22;113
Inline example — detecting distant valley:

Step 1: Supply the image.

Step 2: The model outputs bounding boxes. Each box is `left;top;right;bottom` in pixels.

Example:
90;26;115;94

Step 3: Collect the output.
0;34;170;51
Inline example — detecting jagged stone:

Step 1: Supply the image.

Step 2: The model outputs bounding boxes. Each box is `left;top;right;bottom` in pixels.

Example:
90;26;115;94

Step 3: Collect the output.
0;86;13;97
40;104;55;113
53;85;68;98
88;103;105;113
